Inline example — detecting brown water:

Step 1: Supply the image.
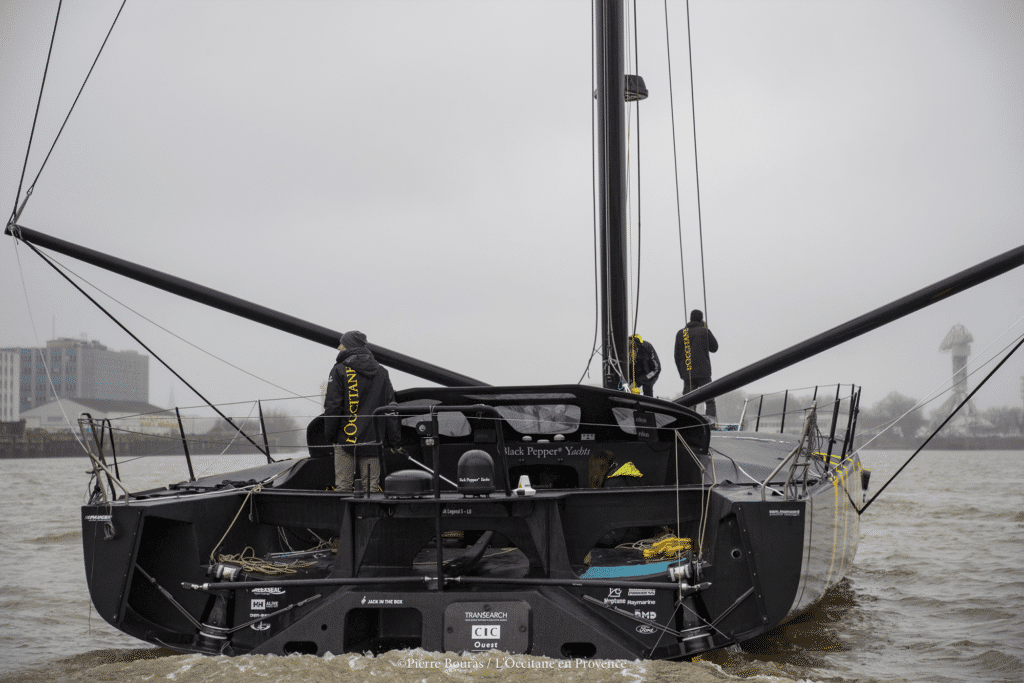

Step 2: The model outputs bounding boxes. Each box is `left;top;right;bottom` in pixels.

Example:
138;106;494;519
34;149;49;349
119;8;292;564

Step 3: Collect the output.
1;450;1021;683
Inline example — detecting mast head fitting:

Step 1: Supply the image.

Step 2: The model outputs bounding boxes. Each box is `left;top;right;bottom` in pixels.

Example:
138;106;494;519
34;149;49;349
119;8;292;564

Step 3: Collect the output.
625;74;648;101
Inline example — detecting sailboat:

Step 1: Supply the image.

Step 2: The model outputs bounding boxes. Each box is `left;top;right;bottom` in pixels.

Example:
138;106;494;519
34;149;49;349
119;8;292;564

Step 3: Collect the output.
6;0;1022;662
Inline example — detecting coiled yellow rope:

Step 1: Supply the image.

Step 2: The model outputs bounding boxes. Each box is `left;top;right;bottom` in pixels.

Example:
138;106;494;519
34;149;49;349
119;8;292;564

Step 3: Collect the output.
616;529;692;562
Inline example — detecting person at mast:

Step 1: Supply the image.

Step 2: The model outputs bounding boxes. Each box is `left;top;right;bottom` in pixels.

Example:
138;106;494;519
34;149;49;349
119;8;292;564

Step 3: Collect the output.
323;330;398;493
675;310;719;420
628;334;661;397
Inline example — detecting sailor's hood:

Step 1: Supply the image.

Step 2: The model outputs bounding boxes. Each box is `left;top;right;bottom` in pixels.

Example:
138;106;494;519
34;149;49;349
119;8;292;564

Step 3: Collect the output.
336;347;381;378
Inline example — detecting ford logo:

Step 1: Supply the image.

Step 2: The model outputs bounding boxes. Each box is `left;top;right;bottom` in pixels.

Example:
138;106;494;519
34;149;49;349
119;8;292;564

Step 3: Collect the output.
636;625;657;635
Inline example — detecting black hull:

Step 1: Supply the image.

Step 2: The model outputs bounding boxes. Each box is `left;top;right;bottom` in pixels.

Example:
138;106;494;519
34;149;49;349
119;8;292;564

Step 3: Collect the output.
82;425;861;660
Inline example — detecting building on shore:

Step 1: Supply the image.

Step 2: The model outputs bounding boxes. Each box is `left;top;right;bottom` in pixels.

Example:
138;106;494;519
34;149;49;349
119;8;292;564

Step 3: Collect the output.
0;349;20;422
2;337;149;414
19;397;192;436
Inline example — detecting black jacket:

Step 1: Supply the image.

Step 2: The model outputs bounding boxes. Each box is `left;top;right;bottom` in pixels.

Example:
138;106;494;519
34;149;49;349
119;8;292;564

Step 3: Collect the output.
631;339;661;385
323;348;398;446
674;322;718;381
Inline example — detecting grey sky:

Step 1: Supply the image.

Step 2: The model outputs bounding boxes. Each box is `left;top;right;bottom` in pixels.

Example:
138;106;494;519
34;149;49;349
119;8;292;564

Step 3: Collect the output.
2;0;1022;422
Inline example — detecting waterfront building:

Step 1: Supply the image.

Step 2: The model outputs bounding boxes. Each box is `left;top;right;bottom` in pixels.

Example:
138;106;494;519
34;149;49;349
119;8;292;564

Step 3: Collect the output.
3;338;149;414
0;349;20;422
20;398;177;435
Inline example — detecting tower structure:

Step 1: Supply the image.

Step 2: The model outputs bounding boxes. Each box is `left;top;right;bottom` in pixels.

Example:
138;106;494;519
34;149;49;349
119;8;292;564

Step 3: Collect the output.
936;323;980;434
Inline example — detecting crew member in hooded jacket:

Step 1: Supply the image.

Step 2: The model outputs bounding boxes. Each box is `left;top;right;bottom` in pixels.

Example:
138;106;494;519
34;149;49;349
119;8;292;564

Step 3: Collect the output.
675;310;719;420
323;330;398;492
628;334;661;397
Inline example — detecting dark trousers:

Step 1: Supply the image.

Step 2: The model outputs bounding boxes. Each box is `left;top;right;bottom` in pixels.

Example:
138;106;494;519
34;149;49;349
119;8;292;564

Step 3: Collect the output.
683;377;717;419
639;382;655;397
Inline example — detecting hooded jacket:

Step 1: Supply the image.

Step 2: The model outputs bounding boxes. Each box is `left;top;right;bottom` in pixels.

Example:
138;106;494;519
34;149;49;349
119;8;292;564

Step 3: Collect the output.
323;347;398;446
630;338;661;385
674;322;718;381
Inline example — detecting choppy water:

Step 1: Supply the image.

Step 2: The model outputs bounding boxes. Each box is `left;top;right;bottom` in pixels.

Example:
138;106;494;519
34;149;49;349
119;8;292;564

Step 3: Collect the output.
1;450;1021;683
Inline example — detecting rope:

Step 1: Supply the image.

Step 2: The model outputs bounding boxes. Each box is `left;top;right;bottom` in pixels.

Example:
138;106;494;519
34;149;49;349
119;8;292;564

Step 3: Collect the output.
853;319;1024;451
676;429;715;560
32;250;320;405
683;0;709;320
9;1;62;226
860;335;1024;514
630;0;643;337
10;240;90;455
19;241;270;459
204;485;262;565
580;0;601;385
615;529;692;562
663;0;688;315
9;1;128;225
215;546;318;576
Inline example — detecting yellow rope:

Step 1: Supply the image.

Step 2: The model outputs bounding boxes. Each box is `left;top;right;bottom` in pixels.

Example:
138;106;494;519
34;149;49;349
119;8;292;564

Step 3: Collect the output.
615;530;693;562
642;535;692;560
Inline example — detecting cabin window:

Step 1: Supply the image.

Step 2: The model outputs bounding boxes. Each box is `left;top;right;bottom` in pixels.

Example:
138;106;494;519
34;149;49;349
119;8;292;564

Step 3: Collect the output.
397;399;471;437
610;407;676;435
495;404;581;434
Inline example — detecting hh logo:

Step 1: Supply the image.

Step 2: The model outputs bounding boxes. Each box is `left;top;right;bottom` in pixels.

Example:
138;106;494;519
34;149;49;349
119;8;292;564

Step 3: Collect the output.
471;625;501;639
251;599;266;610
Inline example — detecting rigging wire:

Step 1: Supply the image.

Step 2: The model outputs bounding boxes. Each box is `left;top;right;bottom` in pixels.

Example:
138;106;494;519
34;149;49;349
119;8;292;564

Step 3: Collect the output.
663;0;687;315
622;0;638;339
580;0;601;384
9;0;129;225
10;239;89;455
19;239;270;459
9;0;62;226
27;248;320;406
859;334;1024;515
852;317;1024;449
684;0;709;321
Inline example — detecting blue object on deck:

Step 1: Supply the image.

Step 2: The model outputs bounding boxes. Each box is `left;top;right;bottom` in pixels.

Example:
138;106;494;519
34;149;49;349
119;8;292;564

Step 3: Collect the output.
579;560;674;579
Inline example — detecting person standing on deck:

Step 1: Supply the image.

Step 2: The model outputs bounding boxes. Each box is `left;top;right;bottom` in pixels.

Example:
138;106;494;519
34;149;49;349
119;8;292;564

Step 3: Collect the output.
628;334;661;397
323;331;397;493
675;310;719;420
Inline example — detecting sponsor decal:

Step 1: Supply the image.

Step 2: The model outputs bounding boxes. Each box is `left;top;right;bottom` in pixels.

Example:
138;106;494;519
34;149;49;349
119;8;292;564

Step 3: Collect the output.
471;625;501;639
607;588;622;598
502;445;591;458
464;611;507;620
442;508;472;516
251;599;279;610
769;508;801;517
251;622;270;631
344;367;360;443
84;514;112;522
252;587;285;595
361;596;404;605
628;588;656;597
682;328;692;372
635;610;657;619
636;625;657;634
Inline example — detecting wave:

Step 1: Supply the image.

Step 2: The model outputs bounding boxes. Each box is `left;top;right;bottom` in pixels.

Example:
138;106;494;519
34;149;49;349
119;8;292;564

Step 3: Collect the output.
27;530;81;545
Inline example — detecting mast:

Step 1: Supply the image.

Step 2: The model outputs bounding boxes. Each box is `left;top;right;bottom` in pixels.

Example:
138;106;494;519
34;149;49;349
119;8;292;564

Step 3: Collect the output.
596;0;630;390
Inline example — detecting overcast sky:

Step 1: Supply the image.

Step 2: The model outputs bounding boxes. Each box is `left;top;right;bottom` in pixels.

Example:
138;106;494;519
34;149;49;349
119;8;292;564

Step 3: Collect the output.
2;0;1022;424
